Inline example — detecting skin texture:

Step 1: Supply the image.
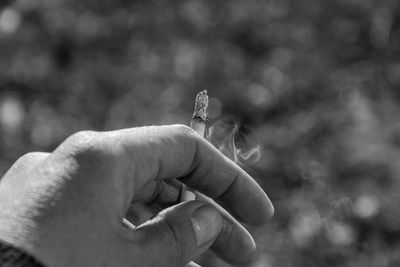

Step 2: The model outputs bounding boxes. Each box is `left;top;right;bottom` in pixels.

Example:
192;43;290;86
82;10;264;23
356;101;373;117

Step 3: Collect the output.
0;125;274;267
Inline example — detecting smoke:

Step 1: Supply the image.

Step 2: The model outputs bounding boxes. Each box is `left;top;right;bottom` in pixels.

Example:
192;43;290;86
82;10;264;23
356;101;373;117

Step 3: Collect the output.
207;117;261;166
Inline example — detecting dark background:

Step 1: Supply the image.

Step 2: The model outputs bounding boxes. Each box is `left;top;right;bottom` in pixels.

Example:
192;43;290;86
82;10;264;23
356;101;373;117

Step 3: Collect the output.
1;0;400;266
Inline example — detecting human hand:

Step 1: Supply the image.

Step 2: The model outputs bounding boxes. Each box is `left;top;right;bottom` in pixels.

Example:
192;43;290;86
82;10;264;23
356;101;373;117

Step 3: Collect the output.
0;125;273;267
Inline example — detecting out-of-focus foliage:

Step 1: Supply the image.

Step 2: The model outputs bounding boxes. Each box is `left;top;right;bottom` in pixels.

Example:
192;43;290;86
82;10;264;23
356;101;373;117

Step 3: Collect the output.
1;0;400;266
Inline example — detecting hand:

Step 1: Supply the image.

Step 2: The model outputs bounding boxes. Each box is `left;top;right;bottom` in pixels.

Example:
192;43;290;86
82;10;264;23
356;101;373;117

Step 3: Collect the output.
0;125;273;267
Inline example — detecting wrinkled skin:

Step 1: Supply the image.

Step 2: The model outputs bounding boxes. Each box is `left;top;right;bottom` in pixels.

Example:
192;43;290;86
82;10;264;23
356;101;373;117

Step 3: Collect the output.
0;125;273;267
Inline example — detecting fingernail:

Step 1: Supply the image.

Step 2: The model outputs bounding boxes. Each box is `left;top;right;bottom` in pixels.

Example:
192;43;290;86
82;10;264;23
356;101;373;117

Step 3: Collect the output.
190;205;221;247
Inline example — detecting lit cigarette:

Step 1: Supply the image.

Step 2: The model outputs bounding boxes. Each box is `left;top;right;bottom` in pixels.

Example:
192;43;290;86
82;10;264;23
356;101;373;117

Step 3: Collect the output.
181;90;208;201
180;91;243;223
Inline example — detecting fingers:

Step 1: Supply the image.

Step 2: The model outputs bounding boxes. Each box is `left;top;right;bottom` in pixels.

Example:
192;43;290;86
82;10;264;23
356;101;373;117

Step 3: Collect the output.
48;125;271;266
211;219;256;265
194;192;257;265
132;201;222;267
52;124;273;265
128;182;259;265
100;125;273;225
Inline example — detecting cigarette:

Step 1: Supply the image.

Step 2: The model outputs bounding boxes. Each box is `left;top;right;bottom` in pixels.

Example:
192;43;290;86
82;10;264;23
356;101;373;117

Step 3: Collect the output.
180;91;241;224
181;90;208;202
190;90;208;137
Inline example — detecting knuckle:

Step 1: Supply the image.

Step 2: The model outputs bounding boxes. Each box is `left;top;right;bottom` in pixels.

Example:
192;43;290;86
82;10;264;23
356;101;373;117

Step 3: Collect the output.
60;130;106;164
64;130;101;154
57;130;127;181
59;131;124;180
66;130;99;147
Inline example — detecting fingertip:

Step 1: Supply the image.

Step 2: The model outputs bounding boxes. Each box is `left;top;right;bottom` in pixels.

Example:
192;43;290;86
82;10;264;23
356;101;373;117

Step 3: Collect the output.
216;178;274;226
237;232;257;263
211;220;257;265
245;183;274;225
253;194;274;225
267;198;275;219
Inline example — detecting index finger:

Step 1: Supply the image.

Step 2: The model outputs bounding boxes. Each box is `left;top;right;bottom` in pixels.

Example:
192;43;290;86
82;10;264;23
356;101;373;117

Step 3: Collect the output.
108;124;274;225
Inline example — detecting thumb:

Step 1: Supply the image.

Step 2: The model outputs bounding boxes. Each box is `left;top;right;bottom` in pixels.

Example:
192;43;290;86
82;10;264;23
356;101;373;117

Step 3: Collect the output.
134;201;222;267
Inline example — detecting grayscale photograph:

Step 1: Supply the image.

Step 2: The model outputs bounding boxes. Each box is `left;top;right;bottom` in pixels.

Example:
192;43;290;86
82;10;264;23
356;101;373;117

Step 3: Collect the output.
0;0;399;266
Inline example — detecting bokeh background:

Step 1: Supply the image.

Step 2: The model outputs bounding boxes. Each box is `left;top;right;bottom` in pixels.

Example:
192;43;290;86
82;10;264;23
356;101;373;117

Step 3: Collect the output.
1;0;400;266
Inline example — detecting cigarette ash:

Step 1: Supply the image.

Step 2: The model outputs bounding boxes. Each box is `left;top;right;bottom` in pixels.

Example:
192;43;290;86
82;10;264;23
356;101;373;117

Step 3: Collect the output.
207;118;261;166
192;90;208;122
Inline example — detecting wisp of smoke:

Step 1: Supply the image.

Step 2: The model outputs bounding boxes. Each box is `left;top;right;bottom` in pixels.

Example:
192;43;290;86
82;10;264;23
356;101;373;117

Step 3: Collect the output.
207;117;261;166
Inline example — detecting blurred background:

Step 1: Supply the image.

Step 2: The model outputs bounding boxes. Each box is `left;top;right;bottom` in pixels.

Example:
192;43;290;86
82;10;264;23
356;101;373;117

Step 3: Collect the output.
1;0;400;266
